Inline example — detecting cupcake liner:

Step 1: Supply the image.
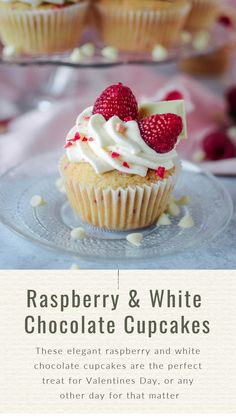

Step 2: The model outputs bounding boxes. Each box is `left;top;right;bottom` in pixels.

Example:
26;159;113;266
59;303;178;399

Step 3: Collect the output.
0;1;89;53
62;166;180;231
184;0;220;31
95;2;191;51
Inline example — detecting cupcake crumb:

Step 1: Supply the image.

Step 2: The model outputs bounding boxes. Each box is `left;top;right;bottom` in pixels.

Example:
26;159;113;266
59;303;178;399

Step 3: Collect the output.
175;195;191;206
69;263;80;270
166;202;180;217
157;213;171;226
152;44;168;61
70;227;86;240
30;195;47;208
126;233;143;247
101;46;118;61
178;213;194;229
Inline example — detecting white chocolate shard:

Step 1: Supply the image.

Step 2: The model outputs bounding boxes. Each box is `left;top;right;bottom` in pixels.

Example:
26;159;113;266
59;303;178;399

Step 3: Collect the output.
192;150;206;162
175;195;191;206
30;195;47;208
55;177;66;193
70;48;84;63
192;31;210;51
2;45;17;58
166;202;181;217
180;31;192;44
178;214;194;229
126;233;143;247
70;263;80;270
70;227;86;240
101;46;118;60
80;43;95;57
152;44;168;61
157;213;172;226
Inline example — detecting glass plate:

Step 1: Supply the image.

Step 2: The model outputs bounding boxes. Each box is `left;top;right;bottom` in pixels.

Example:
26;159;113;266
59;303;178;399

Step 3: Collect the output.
0;24;229;68
0;152;233;261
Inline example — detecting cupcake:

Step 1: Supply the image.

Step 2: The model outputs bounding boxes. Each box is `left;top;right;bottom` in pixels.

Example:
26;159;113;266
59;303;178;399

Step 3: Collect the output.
0;0;89;54
94;0;191;52
59;83;187;231
184;0;220;31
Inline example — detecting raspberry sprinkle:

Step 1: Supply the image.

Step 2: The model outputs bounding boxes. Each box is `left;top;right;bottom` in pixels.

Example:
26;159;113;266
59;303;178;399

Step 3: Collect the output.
111;152;120;158
92;83;138;121
156;166;166;179
138;113;183;153
123;162;130;168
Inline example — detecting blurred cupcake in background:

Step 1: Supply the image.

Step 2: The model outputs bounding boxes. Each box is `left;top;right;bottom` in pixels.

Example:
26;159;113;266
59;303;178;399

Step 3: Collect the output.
94;0;191;52
0;0;89;54
184;0;220;32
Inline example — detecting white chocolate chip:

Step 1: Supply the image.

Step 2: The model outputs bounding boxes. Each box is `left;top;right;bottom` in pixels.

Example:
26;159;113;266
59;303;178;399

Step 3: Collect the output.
166;202;180;217
30;195;47;208
157;213;171;226
180;30;192;44
152;44;168;61
227;126;236;143
70;227;86;240
175;195;191;206
2;45;17;59
70;263;80;270
192;31;210;51
55;177;66;193
80;43;95;57
178;214;194;229
101;46;118;60
192;150;206;162
70;48;84;63
126;233;143;247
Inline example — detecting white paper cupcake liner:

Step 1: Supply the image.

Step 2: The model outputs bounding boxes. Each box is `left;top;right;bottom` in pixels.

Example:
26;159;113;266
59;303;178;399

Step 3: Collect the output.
63;165;180;231
0;1;89;53
184;0;220;31
95;3;191;51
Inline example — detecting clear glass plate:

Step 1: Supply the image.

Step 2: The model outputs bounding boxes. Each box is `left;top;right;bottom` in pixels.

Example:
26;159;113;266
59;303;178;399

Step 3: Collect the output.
0;152;233;261
0;24;229;69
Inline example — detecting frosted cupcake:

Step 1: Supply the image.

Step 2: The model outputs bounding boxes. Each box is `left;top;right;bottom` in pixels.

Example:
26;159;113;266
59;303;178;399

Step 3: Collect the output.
94;0;191;52
0;0;89;54
184;0;220;31
60;83;187;231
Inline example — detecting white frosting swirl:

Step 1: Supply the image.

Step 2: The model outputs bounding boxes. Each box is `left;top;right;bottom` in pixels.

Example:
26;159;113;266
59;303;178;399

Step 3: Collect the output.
1;0;66;7
65;106;178;177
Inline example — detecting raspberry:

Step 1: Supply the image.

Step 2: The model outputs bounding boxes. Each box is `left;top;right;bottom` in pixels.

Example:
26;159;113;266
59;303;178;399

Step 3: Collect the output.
203;131;236;160
138;113;183;153
218;15;232;27
92;83;138;121
226;86;236;119
164;90;184;101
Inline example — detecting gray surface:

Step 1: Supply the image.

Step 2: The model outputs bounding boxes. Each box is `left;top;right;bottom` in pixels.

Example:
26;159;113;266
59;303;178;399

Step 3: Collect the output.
0;176;235;270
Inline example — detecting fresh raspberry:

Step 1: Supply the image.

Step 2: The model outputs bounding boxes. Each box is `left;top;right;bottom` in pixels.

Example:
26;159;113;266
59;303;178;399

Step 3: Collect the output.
92;83;138;121
164;90;183;101
203;131;236;160
226;86;236;119
138;113;183;153
218;15;232;27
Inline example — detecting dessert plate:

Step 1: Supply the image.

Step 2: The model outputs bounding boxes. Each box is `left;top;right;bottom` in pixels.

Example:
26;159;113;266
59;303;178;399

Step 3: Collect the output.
0;24;229;68
0;152;233;260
